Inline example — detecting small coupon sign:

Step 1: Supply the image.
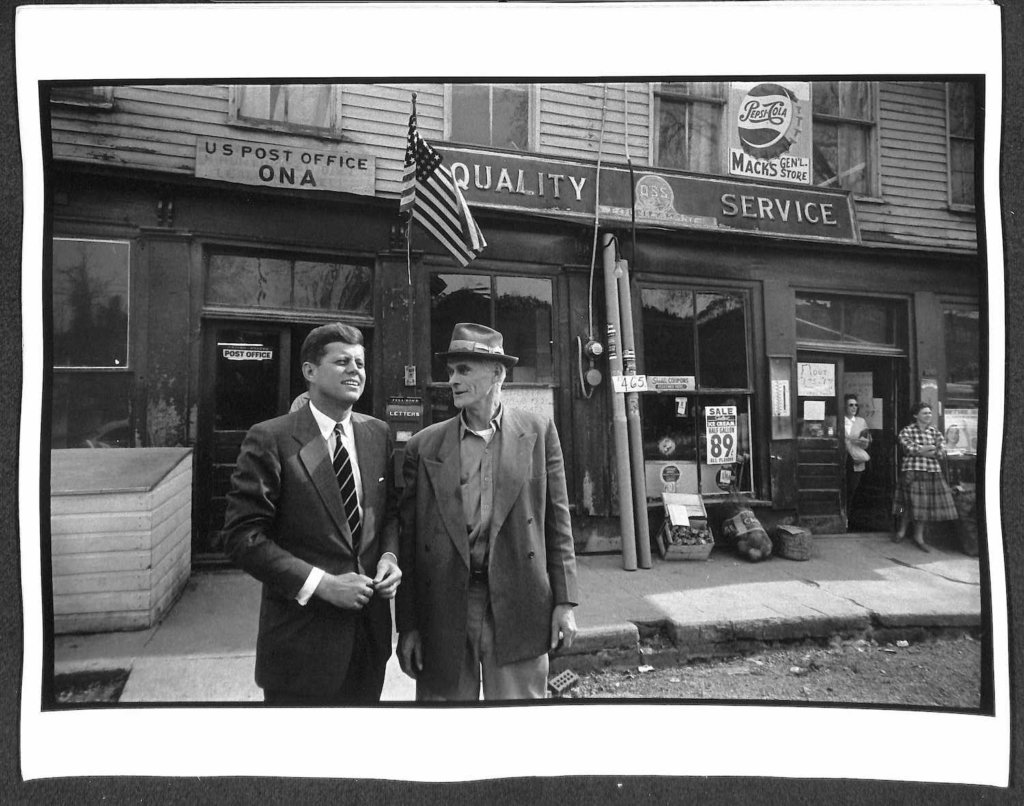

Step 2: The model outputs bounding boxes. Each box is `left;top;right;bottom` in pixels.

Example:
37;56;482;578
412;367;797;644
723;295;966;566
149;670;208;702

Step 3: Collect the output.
611;374;649;393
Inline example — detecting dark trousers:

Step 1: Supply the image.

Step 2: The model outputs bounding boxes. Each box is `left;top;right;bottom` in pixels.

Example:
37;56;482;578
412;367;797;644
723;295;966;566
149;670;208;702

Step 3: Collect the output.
263;614;387;706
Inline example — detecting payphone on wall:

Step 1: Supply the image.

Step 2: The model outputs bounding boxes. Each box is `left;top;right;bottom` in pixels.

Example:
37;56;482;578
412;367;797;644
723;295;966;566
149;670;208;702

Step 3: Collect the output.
385;396;424;487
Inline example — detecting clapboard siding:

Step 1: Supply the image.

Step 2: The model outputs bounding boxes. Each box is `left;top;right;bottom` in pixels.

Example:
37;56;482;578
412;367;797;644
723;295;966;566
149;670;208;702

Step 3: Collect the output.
49;81;974;253
51;449;192;634
861;81;977;252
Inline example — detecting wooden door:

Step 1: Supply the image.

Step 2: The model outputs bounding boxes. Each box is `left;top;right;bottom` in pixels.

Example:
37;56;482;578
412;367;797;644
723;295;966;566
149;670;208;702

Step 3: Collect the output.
795;356;845;533
194;323;292;560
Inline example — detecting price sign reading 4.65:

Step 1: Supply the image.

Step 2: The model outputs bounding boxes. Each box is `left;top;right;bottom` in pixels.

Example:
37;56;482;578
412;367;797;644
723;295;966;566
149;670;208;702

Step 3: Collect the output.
611;374;649;393
704;405;738;464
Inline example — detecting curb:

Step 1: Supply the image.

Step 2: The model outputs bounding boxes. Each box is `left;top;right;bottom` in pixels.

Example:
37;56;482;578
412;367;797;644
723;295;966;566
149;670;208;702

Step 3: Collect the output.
551;613;983;675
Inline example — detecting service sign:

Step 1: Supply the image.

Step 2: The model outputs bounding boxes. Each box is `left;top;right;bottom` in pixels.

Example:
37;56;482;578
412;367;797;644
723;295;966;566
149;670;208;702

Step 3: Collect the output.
705;405;738;465
727;82;812;185
196;137;375;196
440;145;857;243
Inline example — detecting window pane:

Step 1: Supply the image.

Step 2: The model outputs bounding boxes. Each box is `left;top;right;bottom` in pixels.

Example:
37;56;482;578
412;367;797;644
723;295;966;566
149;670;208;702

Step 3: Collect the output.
845;299;891;344
641;288;696;376
237;85;333;130
494;277;553;383
944;307;980;407
293;261;373;313
641;393;697;462
951;140;975;205
840;81;872;119
949;83;976;138
492;86;529;150
207;255;291;307
697;292;748;388
52;239;130;368
451;85;492;145
812;82;840;116
430;273;491;381
52;373;132;449
796;296;842;341
813;122;839;187
215;330;281;430
658;98;721;173
837;124;870;194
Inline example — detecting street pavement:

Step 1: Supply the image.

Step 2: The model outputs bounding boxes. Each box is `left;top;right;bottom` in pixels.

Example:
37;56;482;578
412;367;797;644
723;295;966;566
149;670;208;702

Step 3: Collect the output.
52;533;983;702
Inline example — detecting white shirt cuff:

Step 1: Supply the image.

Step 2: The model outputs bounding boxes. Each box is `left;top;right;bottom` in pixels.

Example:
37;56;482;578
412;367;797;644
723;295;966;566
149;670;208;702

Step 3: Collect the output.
296;567;326;606
380;552;397;565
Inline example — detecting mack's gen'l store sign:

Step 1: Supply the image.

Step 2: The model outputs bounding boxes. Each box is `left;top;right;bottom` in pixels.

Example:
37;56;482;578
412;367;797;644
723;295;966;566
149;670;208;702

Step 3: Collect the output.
437;146;859;244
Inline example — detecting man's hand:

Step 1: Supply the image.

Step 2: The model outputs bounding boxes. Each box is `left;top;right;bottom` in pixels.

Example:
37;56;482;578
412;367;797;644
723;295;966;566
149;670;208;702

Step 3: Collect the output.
372;554;402;599
314;572;374;610
397;630;423;679
550;604;577;651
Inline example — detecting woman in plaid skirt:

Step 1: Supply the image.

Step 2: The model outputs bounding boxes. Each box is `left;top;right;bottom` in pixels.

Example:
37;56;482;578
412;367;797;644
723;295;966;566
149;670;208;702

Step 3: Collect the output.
893;402;958;552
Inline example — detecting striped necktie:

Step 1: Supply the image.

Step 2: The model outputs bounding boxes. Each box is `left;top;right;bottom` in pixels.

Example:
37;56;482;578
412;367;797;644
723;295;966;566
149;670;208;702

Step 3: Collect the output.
332;423;362;552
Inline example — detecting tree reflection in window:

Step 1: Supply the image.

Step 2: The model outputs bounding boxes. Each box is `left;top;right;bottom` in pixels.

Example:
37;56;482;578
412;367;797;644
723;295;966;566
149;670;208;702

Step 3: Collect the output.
430;273;553;383
52;239;130;368
207;254;372;314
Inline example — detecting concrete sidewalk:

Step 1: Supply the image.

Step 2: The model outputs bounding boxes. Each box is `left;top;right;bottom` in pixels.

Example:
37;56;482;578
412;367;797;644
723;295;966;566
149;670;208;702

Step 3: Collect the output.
52;534;982;702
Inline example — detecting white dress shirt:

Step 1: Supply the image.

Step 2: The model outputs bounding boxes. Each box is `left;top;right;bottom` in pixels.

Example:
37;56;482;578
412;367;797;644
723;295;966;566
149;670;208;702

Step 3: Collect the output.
296;402;394;605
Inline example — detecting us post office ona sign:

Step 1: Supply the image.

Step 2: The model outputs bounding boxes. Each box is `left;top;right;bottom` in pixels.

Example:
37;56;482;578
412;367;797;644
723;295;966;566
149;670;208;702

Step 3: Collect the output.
196;137;375;195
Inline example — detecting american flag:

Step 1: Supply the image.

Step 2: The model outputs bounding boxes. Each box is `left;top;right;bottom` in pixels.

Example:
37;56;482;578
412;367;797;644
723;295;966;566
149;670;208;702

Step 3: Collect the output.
400;105;485;267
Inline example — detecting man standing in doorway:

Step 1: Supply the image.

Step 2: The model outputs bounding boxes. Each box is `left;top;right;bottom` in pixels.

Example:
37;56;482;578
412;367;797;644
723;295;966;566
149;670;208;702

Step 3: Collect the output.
224;323;401;705
396;323;579;700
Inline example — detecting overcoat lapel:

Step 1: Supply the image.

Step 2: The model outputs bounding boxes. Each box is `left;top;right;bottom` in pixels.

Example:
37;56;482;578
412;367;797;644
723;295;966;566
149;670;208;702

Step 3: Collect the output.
491;411;535;538
423;419;470;568
295;409;352;548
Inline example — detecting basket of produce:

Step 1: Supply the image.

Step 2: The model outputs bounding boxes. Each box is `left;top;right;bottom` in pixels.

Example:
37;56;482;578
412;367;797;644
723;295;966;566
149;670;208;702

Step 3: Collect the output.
656;493;713;560
774;524;813;561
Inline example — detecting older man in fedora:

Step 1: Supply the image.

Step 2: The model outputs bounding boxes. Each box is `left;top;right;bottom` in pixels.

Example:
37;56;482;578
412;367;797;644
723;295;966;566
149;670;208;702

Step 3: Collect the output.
396;323;579;700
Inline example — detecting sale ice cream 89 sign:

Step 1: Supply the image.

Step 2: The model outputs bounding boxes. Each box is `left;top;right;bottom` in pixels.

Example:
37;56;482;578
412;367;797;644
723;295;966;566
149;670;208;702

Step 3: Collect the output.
704;405;738;465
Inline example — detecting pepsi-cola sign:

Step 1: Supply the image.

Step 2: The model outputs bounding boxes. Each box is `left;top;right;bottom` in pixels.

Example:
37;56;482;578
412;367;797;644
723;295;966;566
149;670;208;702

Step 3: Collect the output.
729;82;811;185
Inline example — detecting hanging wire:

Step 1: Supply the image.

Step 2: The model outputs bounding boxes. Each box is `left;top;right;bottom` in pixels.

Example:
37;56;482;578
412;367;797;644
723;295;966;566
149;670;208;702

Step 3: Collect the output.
587;82;610;342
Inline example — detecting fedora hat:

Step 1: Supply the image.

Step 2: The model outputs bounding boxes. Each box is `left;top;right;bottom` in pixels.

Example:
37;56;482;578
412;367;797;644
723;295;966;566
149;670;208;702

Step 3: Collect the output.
436;323;518;367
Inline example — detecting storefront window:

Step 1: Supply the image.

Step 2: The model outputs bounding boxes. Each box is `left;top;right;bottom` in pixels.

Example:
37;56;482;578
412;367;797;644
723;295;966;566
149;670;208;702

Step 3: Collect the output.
812;81;875;195
230;84;341;137
796;294;905;349
944;305;980;408
947;82;976;208
430;272;553;384
450;84;530;150
51;373;132;450
207;253;372;314
655;82;726;174
53;238;130;368
640;286;755;497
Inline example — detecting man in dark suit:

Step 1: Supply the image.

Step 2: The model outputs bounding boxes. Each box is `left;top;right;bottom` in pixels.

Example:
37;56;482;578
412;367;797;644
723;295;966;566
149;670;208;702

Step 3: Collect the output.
224;323;401;705
396;323;579;700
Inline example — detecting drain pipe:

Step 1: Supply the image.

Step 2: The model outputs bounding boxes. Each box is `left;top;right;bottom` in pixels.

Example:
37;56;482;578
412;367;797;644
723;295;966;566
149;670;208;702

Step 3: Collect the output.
616;256;652;568
603;233;637;571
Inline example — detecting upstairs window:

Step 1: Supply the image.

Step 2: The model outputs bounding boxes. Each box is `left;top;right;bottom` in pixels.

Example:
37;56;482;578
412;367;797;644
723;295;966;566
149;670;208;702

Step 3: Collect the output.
796;294;907;352
51;85;114;109
654;82;726;174
947;82;977;209
230;84;341;138
812;81;876;195
450;84;531;150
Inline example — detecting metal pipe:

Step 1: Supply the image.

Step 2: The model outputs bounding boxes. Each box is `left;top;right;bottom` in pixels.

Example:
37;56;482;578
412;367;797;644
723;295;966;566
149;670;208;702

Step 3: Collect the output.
602;233;637;571
616;257;652;568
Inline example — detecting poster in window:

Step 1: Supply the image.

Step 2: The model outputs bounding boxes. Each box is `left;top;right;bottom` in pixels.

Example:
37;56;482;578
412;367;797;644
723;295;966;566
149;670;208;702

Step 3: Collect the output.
728;82;812;185
797;362;835;396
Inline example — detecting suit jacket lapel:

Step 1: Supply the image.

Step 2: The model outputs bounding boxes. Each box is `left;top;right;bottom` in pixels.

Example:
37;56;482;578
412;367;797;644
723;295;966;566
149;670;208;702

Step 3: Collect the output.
423;419;470;568
491;410;535;538
296;409;351;547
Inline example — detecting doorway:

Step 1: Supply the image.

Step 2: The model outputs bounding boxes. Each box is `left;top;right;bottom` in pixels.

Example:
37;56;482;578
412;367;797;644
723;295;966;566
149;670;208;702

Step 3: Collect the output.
193;320;373;561
795;352;906;533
